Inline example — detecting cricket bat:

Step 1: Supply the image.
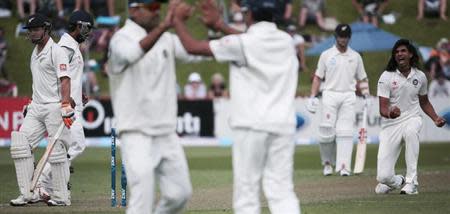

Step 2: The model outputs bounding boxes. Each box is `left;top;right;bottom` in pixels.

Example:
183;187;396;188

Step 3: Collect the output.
30;123;65;192
353;105;368;174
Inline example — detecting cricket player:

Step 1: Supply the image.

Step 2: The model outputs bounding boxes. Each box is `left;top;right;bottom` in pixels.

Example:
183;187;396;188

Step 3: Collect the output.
173;0;300;213
306;24;370;176
108;0;204;213
10;13;74;206
35;10;94;203
375;39;446;194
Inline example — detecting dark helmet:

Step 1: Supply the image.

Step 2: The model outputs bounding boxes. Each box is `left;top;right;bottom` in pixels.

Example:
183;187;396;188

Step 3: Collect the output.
335;23;352;38
69;10;94;28
23;13;51;29
242;0;277;13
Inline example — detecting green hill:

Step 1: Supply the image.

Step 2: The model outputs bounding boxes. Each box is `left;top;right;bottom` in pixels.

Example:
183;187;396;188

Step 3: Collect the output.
2;0;449;97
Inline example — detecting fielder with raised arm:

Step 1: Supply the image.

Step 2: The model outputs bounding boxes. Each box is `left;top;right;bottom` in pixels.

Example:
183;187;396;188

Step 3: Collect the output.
35;10;94;203
10;13;75;206
306;24;370;176
375;39;446;195
173;0;300;213
107;0;207;213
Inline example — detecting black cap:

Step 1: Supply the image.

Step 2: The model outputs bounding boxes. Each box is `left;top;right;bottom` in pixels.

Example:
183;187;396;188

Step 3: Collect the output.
69;10;94;27
23;13;51;29
335;24;352;38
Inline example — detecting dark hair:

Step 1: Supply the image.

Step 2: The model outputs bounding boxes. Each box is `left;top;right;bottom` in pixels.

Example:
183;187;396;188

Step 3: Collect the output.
251;8;274;22
385;39;421;72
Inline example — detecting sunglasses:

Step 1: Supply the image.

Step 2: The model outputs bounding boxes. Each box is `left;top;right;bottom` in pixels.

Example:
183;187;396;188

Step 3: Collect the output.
131;2;161;12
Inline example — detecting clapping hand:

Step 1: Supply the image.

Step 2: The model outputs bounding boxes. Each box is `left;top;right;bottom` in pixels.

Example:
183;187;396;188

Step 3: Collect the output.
199;0;222;30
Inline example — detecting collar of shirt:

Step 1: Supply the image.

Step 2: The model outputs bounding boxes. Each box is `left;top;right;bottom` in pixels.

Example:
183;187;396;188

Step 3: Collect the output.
332;45;352;56
34;37;54;57
395;67;417;80
246;21;277;34
59;33;79;51
125;19;147;37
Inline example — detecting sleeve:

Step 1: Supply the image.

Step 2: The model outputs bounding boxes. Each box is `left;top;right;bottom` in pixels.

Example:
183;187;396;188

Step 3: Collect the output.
53;45;70;79
61;46;75;63
108;33;145;74
209;34;246;65
377;72;390;98
419;72;428;95
172;34;207;63
355;55;368;81
315;53;326;79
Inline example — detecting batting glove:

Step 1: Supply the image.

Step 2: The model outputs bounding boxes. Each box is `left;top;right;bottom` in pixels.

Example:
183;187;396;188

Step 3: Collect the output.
61;103;75;128
306;96;319;114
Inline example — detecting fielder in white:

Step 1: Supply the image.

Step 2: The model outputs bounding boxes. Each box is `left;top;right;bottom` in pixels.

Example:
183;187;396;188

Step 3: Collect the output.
375;39;446;195
173;0;300;213
35;10;94;202
108;0;204;213
10;13;75;206
307;24;370;176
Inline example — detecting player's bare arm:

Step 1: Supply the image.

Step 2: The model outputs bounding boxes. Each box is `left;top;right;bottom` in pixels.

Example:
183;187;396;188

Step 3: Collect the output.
134;0;179;52
418;95;446;127
310;75;322;97
173;2;213;56
379;96;401;119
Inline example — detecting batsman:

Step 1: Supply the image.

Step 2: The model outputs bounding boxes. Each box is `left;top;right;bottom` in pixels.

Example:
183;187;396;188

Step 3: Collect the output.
307;24;370;176
10;13;74;206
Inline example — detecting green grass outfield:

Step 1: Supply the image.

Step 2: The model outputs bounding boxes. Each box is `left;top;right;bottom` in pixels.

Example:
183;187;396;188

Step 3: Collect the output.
0;143;449;214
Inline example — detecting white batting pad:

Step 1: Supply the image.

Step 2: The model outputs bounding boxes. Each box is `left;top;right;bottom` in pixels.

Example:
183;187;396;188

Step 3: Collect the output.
10;131;34;199
49;142;69;202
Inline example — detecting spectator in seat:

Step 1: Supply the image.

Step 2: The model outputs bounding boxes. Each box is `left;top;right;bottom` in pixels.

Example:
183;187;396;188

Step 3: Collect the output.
298;0;327;30
429;72;450;98
351;0;389;27
75;0;115;16
208;73;229;99
417;0;447;21
184;72;207;100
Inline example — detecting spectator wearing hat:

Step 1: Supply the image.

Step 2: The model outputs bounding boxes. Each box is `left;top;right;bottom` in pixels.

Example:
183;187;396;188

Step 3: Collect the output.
184;72;207;100
307;23;371;177
352;0;389;27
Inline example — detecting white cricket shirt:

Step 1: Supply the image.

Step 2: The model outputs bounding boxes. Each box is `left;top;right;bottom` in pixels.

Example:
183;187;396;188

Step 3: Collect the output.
377;68;428;128
58;33;83;110
108;19;203;136
209;21;298;134
315;45;367;92
30;38;70;104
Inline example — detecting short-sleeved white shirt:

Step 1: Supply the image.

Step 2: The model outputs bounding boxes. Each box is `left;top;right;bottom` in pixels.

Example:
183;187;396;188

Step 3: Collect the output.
292;34;305;47
108;19;203;136
58;33;83;110
30;38;70;104
315;45;367;92
377;68;428;127
209;21;298;134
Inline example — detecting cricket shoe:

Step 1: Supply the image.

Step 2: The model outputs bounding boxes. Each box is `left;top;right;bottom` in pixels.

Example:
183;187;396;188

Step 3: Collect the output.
391;175;405;189
375;183;392;194
400;183;418;195
47;199;71;206
323;164;333;176
340;169;351;176
10;193;40;206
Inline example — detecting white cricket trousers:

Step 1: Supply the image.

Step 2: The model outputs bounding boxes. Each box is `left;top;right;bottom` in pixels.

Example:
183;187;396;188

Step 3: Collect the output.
319;91;355;172
120;132;192;214
232;128;300;214
377;116;422;185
